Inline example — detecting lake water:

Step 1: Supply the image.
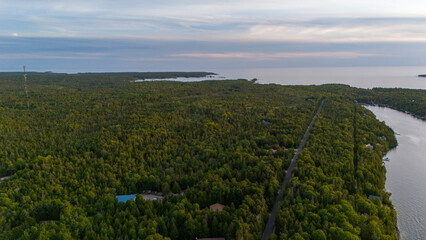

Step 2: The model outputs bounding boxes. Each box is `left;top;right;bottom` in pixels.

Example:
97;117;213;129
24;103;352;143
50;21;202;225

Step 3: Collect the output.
134;67;426;89
215;66;426;89
135;74;226;82
364;106;426;240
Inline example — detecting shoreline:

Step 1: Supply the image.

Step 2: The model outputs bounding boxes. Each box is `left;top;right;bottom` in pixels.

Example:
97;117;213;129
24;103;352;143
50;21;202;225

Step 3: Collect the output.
363;103;426;121
362;104;401;240
364;105;426;239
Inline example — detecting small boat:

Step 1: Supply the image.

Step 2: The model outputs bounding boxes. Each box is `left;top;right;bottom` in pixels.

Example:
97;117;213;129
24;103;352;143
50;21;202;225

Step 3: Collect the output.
383;157;390;162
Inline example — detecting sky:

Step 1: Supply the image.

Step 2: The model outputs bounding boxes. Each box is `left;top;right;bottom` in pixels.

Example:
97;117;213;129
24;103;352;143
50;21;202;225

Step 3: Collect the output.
2;0;426;72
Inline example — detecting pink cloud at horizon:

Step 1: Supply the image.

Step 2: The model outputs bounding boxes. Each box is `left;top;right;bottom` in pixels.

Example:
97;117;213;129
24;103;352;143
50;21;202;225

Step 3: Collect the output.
172;51;381;60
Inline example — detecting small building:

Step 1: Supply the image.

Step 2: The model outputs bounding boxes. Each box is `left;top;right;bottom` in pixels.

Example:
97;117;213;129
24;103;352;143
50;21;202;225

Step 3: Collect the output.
368;195;383;202
261;120;271;126
116;194;164;203
0;176;11;181
142;194;164;201
266;149;277;154
365;144;374;150
209;203;225;212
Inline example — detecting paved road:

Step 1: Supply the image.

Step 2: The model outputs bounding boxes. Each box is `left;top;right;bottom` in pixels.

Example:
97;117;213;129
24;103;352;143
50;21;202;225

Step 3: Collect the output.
261;99;325;240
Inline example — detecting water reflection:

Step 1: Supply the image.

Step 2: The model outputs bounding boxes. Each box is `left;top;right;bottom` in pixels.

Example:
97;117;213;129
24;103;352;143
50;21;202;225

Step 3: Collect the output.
365;106;426;240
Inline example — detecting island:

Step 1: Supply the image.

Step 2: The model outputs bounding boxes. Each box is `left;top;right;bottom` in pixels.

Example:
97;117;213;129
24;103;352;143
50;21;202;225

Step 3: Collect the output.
0;72;424;239
418;74;426;77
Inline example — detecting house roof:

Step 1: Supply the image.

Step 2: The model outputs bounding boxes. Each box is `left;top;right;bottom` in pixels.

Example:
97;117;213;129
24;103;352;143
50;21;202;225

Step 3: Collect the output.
365;144;374;150
368;195;383;202
209;203;225;212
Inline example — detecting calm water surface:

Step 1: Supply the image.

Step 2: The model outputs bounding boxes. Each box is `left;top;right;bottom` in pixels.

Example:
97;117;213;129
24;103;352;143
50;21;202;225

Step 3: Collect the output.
216;66;426;89
364;106;426;240
135;74;226;82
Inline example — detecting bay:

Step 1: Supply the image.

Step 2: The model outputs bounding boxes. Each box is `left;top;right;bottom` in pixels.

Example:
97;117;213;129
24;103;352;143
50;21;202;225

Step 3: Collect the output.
215;66;426;89
364;106;426;240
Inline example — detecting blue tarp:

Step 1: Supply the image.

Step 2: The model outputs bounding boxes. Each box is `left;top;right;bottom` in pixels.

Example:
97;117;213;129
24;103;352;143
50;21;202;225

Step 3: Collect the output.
116;194;136;203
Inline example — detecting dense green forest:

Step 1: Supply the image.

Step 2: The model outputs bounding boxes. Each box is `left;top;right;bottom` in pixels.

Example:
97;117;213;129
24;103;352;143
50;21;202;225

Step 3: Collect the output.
273;99;398;240
0;72;424;239
306;84;426;119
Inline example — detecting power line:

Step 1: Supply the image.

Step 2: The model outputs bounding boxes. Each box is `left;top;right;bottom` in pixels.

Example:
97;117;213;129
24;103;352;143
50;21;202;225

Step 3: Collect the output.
23;65;30;111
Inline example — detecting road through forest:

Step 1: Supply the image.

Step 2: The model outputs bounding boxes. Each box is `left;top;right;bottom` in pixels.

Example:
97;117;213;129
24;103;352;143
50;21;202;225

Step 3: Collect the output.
261;99;325;240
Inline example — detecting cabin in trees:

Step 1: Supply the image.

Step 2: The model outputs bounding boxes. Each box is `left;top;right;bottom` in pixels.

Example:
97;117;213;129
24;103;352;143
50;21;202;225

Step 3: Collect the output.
0;176;11;181
209;203;225;212
266;149;277;154
368;195;383;202
261;120;271;126
365;144;374;150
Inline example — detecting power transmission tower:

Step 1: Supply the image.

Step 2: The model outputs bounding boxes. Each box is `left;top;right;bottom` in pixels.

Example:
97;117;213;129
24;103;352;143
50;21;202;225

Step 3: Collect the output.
23;65;30;111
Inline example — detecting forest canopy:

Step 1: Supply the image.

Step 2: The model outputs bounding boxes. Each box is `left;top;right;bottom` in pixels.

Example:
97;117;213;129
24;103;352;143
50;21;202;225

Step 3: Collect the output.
0;72;423;239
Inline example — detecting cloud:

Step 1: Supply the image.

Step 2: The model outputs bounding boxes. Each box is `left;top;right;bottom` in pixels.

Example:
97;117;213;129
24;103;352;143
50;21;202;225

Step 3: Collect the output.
2;0;426;43
246;20;426;42
5;16;426;43
0;52;108;60
2;36;426;71
172;52;380;60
